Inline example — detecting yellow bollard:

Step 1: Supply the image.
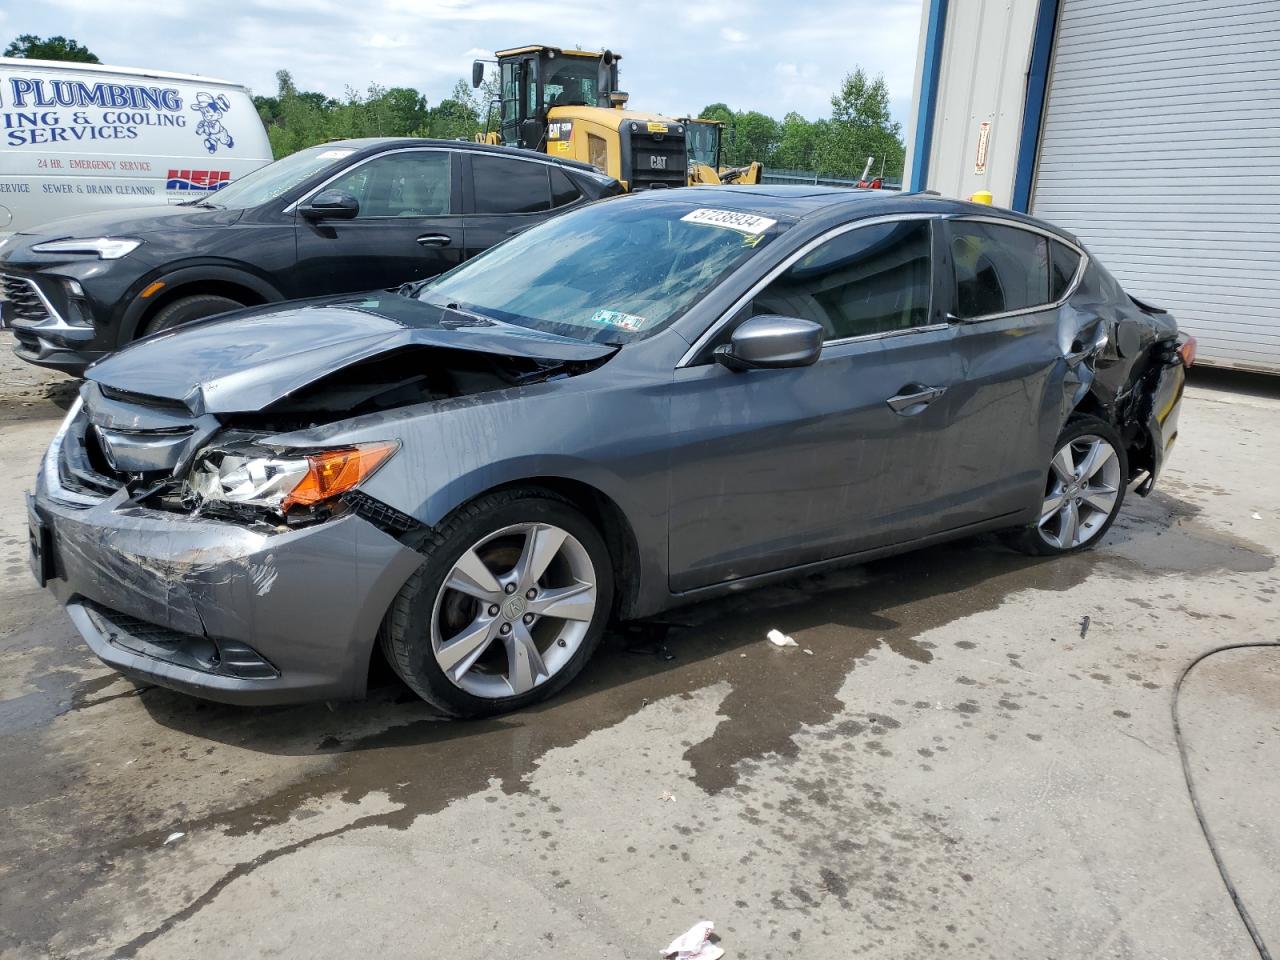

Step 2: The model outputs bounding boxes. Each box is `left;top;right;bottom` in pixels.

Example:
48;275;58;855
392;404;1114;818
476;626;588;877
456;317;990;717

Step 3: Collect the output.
969;190;994;205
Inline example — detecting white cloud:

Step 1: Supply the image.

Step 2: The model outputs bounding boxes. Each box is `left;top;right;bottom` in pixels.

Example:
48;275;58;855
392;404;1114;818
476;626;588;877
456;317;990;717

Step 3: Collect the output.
8;0;923;125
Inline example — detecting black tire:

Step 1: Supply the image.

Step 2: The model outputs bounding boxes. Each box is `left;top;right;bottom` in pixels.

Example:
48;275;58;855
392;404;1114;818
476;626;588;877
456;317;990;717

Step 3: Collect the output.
141;294;244;337
380;488;614;718
1007;415;1128;556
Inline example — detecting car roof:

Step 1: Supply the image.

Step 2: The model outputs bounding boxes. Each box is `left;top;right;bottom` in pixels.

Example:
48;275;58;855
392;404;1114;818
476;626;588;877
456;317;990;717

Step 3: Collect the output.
628;185;1080;242
327;137;608;175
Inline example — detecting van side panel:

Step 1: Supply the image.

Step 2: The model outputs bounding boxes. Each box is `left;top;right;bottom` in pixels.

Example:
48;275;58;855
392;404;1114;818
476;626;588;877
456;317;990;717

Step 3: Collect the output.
0;60;273;237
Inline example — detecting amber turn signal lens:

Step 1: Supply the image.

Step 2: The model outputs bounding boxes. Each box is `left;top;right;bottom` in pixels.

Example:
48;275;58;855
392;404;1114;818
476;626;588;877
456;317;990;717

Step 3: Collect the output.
281;441;399;511
1178;336;1197;369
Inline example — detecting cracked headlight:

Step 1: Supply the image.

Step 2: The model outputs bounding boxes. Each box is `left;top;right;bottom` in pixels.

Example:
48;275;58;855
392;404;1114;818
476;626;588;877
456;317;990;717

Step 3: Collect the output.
30;237;142;260
187;441;398;513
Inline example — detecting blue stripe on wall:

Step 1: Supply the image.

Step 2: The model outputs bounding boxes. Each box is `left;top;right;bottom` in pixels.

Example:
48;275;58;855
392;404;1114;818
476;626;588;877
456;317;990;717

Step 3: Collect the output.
1012;0;1062;212
908;0;949;192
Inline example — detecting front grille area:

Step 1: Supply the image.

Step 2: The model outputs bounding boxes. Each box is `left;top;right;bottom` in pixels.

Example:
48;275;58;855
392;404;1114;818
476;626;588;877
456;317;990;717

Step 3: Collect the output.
82;601;280;680
1;273;56;325
99;384;193;416
58;412;129;497
627;131;688;190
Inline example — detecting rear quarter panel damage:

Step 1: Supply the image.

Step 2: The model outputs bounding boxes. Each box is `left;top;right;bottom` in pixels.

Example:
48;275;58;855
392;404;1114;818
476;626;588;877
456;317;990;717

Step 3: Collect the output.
1050;260;1183;491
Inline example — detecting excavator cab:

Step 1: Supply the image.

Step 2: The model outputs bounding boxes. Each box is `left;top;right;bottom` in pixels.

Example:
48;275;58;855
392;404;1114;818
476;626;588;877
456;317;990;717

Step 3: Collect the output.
474;45;688;191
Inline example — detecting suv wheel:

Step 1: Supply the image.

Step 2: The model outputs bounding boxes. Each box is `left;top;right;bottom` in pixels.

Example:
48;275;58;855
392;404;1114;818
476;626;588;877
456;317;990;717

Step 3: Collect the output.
381;489;613;717
142;294;244;337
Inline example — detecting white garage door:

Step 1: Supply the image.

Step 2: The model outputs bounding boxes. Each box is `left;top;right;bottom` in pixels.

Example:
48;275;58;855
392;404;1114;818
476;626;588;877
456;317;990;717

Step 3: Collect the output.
1031;0;1280;372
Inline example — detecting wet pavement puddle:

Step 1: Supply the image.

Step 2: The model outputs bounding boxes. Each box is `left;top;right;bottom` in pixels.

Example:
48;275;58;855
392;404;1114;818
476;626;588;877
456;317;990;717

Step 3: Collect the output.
0;489;1272;956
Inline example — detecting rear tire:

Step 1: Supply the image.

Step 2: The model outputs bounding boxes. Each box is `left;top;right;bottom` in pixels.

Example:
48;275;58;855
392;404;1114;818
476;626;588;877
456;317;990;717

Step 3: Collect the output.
141;294;244;337
381;489;613;718
1008;416;1128;556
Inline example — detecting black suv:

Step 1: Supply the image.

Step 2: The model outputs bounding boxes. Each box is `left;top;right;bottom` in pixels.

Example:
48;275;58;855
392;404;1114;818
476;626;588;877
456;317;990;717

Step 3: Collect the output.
1;138;622;373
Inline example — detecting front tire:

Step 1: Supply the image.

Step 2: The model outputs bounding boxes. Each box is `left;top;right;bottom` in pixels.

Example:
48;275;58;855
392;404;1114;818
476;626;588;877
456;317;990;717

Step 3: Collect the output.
1009;416;1128;556
381;489;613;718
142;294;244;337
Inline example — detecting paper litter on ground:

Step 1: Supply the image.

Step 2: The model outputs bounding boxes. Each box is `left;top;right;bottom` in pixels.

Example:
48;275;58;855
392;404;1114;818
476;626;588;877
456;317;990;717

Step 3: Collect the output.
661;920;723;960
766;629;798;647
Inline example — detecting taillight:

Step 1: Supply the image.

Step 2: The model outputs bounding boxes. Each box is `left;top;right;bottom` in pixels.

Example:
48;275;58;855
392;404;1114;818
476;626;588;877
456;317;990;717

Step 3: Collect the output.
1177;336;1197;369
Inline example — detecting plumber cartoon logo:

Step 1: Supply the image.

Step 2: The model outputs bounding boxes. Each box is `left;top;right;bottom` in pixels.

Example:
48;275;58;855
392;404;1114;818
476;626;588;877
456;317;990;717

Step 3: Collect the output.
191;92;235;154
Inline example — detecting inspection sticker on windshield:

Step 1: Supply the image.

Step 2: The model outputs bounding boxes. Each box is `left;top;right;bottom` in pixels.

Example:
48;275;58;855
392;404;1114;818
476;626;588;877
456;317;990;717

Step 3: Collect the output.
317;149;355;160
681;208;777;236
588;308;647;332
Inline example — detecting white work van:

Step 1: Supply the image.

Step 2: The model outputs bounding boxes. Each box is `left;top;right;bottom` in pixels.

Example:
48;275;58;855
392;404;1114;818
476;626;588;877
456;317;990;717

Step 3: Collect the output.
0;58;272;239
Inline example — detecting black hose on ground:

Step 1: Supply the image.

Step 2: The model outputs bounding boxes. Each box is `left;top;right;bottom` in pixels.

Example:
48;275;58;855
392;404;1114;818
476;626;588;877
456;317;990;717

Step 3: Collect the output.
1172;642;1278;960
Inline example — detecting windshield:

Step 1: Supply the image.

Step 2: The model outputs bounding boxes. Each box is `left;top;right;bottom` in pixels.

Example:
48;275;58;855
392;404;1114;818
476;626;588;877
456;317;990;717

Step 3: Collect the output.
543;58;599;109
687;123;720;168
198;144;358;209
418;198;788;344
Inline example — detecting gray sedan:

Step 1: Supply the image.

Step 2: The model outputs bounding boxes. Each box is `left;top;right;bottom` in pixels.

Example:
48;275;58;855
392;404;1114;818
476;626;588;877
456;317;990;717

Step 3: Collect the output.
27;187;1190;717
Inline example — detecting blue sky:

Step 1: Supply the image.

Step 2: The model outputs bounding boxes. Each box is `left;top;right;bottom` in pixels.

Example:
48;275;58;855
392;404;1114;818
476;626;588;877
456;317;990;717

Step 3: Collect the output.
5;0;924;128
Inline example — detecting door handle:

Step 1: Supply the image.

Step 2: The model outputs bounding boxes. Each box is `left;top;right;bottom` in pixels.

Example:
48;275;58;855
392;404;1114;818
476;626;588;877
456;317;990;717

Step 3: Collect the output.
417;234;452;247
886;384;946;415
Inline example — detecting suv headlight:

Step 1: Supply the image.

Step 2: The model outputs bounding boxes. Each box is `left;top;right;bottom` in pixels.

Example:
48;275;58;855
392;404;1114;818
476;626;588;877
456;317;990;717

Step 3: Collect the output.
30;237;142;260
187;441;398;514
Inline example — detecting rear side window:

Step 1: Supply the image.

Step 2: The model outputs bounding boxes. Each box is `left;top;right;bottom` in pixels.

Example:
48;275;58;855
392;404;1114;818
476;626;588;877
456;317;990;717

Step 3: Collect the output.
753;219;933;340
472;155;552;214
1050;240;1082;301
550;167;582;208
950;221;1050;319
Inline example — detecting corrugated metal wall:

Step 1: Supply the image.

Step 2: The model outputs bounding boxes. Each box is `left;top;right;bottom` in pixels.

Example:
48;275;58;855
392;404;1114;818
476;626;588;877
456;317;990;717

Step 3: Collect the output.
925;0;1039;206
1031;0;1280;372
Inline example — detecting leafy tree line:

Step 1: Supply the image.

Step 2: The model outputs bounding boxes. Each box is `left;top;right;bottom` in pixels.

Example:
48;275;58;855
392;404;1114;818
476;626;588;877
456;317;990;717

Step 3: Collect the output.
5;34;904;179
700;70;904;180
252;71;499;158
5;34;99;61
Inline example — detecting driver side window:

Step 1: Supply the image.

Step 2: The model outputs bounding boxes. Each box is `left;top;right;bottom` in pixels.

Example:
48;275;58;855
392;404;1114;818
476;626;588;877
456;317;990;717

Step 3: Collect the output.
325;151;452;218
752;219;934;341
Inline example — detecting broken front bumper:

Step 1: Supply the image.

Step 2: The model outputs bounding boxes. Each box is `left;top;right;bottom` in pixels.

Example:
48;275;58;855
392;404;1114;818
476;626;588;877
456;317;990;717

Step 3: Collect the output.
30;427;424;705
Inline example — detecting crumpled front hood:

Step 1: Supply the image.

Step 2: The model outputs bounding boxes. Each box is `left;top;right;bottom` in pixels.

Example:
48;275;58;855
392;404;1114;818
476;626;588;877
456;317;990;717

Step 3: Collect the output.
85;292;616;414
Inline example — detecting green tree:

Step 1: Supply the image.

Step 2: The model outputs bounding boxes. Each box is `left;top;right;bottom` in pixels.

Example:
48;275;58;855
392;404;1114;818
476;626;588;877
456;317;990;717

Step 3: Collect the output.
728;111;778;167
4;34;99;62
816;69;903;179
772;112;826;170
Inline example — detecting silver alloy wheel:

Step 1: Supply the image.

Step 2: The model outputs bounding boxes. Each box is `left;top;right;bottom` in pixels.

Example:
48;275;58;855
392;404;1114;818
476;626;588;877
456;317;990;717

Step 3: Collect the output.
431;522;597;699
1038;434;1122;549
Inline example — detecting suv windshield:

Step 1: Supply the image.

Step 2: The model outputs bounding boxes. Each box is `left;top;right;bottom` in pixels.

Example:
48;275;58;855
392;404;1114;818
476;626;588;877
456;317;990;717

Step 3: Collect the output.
198;144;359;209
418;198;788;344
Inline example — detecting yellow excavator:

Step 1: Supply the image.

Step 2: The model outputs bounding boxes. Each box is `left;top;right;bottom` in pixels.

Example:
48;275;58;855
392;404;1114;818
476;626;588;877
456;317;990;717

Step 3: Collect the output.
472;45;761;191
681;117;764;186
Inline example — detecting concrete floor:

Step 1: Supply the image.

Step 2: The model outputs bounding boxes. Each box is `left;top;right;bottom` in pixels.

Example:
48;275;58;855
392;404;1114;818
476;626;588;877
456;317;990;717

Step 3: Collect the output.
0;338;1276;960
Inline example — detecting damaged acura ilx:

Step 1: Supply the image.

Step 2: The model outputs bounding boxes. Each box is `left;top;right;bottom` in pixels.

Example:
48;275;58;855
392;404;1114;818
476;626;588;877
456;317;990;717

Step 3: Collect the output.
28;187;1191;717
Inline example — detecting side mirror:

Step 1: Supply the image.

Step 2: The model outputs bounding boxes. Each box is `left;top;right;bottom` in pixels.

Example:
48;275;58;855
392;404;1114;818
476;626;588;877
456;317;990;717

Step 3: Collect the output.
714;315;824;371
471;60;485;89
298;189;359;221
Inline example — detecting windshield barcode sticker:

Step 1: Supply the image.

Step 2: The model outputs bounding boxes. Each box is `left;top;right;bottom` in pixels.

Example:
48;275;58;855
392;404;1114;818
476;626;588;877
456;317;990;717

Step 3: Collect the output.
681;208;777;235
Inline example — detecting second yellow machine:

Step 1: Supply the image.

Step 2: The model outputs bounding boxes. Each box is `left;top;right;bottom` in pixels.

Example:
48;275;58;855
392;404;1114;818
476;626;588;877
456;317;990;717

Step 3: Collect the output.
473;45;692;191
